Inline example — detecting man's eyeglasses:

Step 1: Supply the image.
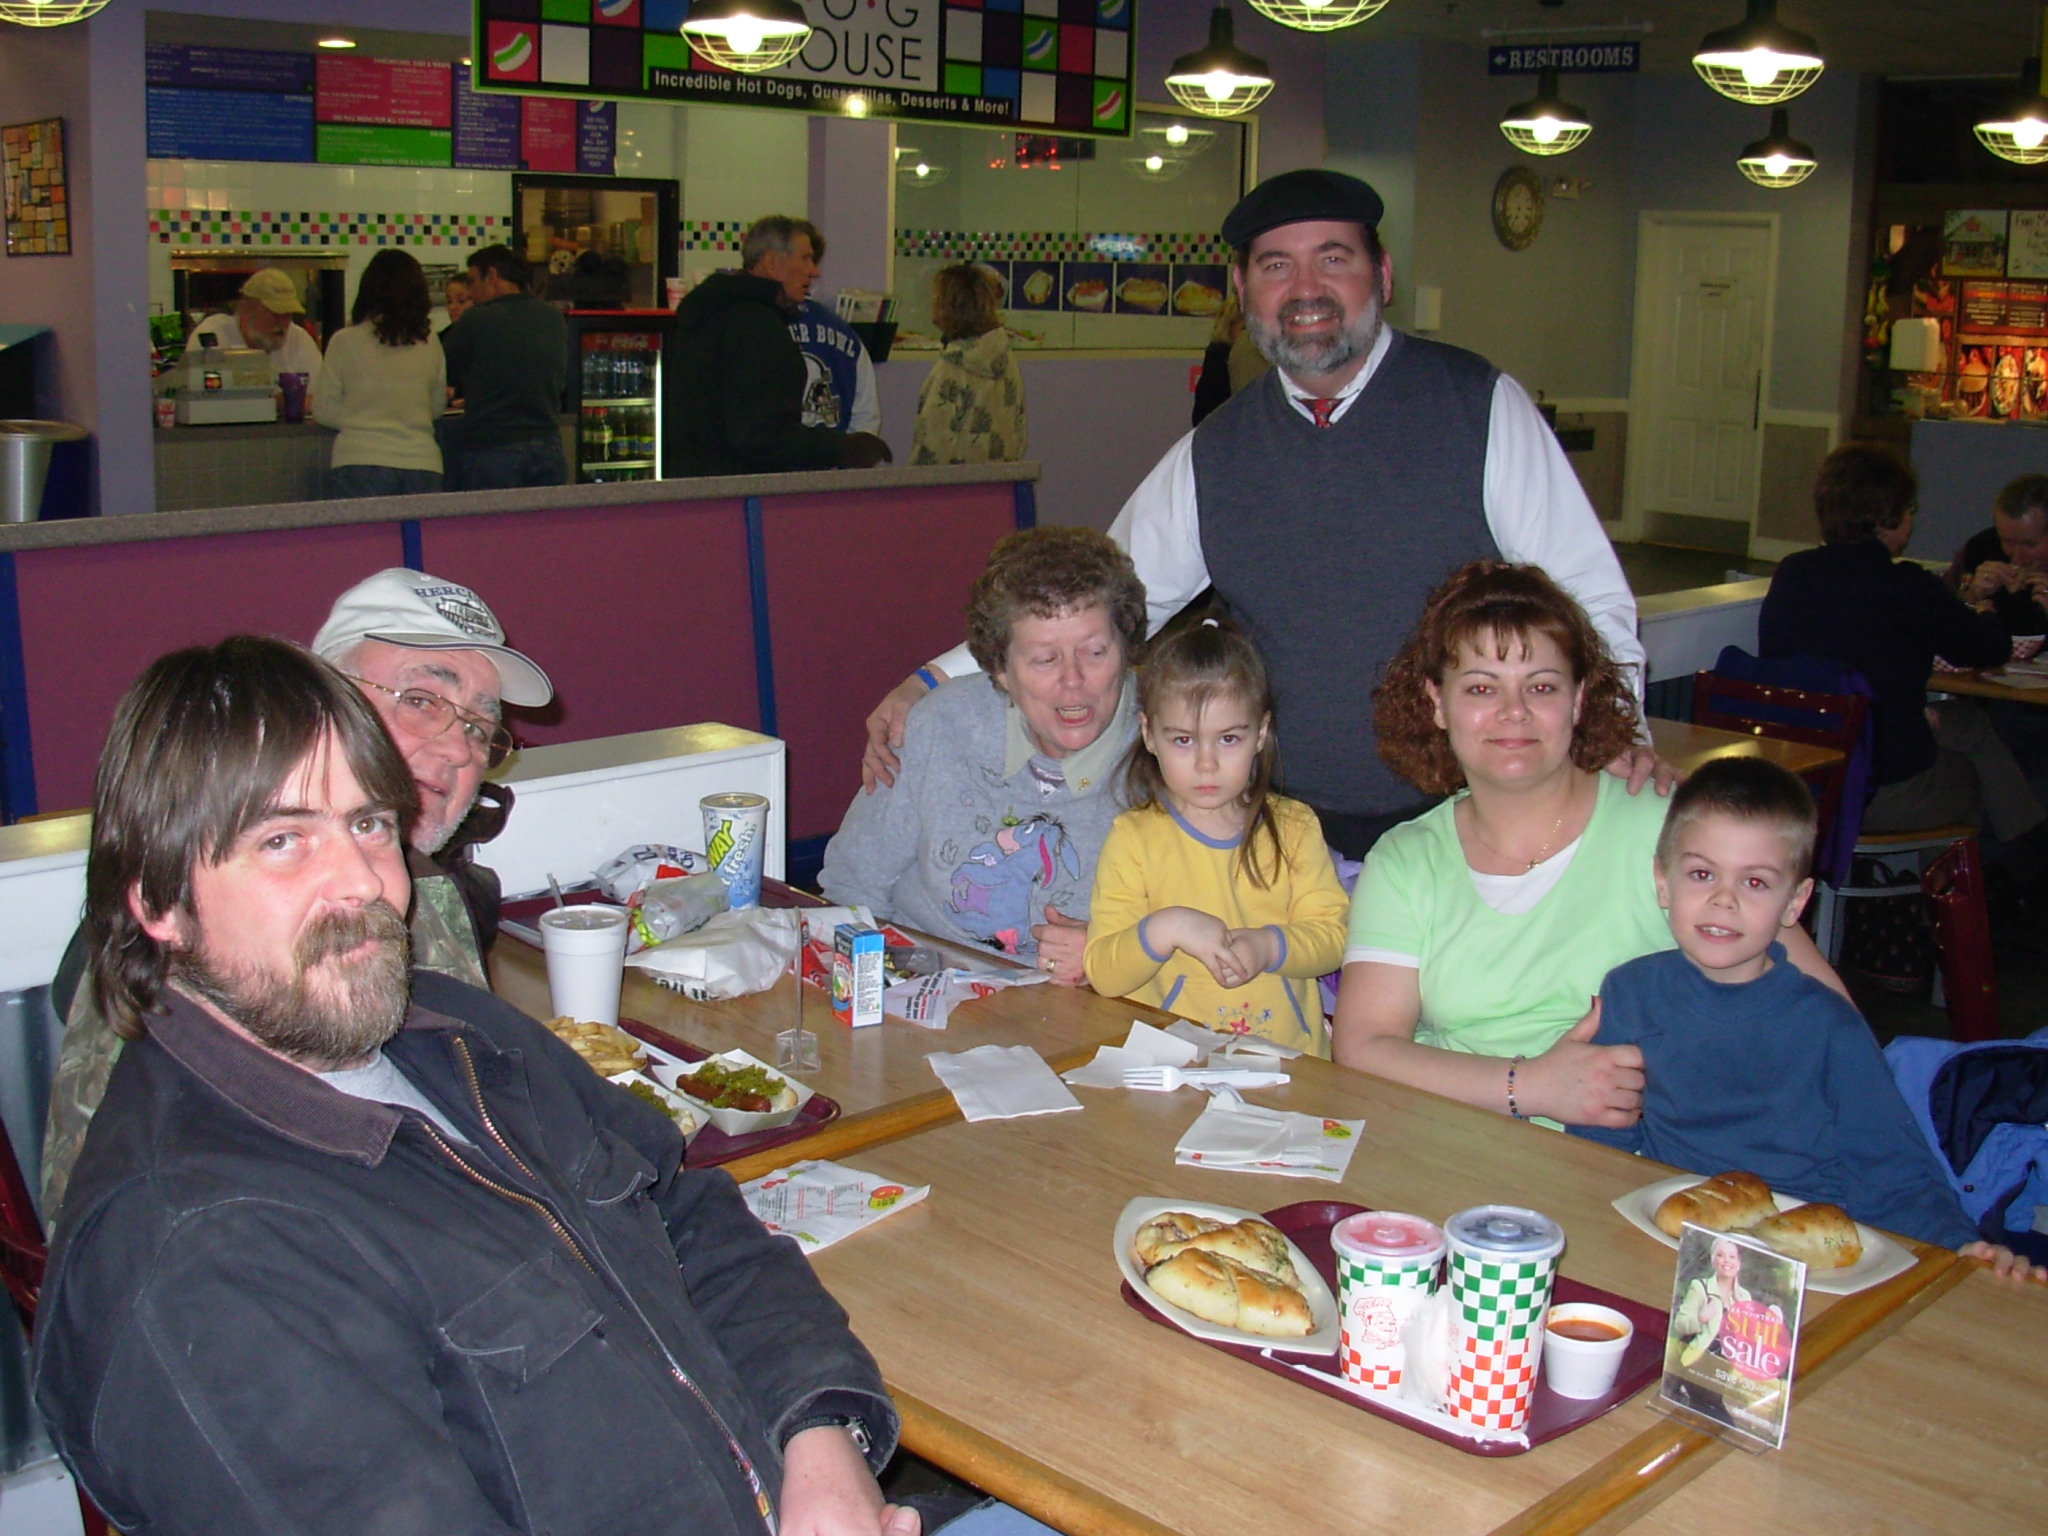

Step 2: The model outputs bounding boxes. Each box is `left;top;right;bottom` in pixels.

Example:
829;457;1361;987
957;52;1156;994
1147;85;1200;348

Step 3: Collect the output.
349;677;516;768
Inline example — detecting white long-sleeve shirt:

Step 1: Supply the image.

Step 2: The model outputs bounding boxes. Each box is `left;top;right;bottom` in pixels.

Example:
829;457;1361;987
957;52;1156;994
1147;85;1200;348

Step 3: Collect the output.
934;326;1644;695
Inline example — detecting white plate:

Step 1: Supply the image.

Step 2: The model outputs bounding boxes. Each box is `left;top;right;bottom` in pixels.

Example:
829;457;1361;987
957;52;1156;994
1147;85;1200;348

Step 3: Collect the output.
1612;1174;1916;1296
649;1048;812;1136
1113;1196;1338;1355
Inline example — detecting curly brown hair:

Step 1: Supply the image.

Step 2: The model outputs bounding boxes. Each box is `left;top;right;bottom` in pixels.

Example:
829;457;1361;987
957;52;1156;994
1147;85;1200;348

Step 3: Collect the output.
932;263;1004;343
1374;561;1640;796
965;526;1148;684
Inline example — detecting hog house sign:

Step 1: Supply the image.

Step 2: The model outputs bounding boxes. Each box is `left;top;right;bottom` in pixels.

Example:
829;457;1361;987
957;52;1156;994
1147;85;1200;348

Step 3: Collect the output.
472;0;1136;138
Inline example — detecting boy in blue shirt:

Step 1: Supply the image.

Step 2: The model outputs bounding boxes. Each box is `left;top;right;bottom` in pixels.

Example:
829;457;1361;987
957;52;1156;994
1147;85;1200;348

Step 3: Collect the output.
1576;757;2042;1281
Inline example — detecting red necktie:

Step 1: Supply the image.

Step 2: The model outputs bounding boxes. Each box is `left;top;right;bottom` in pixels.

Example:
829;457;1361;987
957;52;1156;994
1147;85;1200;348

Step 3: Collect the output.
1307;398;1338;428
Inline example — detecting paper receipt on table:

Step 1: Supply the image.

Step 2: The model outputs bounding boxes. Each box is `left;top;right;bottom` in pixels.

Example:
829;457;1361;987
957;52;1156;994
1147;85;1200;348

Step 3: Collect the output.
738;1159;931;1254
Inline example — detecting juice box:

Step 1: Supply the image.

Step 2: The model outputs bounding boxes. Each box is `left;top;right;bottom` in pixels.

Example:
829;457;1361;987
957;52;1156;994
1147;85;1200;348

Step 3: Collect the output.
832;923;885;1027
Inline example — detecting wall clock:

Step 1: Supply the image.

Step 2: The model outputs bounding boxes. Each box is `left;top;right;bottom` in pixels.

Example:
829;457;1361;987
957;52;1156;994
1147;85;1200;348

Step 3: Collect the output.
1493;167;1545;252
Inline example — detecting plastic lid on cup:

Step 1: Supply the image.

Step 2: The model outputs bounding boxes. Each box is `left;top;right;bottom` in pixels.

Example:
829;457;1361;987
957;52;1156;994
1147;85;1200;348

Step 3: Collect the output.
1330;1210;1445;1262
1444;1204;1565;1259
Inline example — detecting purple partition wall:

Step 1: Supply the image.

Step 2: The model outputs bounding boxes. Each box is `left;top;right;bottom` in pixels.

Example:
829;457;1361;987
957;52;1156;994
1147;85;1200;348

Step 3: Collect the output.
758;483;1017;840
14;523;404;812
416;499;759;748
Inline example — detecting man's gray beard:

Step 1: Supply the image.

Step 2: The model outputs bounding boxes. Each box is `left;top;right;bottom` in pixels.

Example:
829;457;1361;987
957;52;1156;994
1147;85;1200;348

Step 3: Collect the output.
175;903;411;1070
1247;292;1383;382
414;783;480;857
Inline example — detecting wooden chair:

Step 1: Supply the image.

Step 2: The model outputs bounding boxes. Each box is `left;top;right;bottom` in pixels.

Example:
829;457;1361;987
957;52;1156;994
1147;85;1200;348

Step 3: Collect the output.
1690;670;1866;868
1922;838;2002;1044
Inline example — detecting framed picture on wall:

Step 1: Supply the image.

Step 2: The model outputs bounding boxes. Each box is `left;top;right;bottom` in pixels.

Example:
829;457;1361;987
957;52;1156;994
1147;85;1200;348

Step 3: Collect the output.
3;117;70;258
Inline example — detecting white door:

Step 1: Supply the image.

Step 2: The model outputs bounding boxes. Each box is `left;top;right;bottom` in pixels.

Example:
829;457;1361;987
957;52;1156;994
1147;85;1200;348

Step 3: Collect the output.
1625;215;1776;539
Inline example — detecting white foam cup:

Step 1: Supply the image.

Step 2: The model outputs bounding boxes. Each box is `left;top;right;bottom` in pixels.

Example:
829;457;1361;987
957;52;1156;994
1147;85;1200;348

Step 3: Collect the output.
1541;1302;1634;1400
539;904;630;1026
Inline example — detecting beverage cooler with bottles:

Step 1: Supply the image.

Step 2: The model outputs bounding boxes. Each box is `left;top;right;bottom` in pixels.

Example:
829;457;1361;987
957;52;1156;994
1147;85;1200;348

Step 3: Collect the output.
566;311;672;484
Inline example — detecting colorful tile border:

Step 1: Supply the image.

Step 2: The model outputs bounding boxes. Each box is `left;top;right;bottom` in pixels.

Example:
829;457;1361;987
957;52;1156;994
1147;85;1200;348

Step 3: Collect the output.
897;228;1231;263
147;209;502;247
681;220;749;254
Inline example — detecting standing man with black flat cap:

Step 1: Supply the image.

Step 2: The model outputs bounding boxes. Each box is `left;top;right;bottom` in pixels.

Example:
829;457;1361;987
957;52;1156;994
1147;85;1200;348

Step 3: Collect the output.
861;169;1652;860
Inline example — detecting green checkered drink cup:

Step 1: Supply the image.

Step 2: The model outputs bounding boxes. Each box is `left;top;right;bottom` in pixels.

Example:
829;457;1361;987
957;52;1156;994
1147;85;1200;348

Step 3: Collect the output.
1330;1212;1444;1392
1443;1205;1565;1432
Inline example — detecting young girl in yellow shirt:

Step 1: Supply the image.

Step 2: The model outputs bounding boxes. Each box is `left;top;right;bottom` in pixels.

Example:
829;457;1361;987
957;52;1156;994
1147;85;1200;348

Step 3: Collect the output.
1083;619;1350;1054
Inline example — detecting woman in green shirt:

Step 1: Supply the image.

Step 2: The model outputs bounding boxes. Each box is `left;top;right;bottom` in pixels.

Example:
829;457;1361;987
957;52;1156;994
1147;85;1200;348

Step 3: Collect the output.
1332;562;1844;1129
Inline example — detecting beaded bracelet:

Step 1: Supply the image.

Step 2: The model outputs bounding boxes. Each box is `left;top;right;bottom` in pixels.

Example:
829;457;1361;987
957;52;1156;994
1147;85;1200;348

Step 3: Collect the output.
1506;1054;1526;1120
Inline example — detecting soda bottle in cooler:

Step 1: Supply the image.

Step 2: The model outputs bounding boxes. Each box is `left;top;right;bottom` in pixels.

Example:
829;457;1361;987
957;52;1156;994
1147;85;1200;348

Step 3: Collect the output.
590;408;613;463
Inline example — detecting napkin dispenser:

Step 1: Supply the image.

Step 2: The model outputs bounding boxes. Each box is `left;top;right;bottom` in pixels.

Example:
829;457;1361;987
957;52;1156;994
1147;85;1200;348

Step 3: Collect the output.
1888;317;1944;374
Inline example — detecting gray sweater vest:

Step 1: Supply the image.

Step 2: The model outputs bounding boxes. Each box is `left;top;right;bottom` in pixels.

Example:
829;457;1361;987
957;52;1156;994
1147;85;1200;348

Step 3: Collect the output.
1192;330;1501;818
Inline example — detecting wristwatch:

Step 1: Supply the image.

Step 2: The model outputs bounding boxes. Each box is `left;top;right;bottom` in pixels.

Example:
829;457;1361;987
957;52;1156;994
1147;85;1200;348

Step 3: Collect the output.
781;1413;872;1456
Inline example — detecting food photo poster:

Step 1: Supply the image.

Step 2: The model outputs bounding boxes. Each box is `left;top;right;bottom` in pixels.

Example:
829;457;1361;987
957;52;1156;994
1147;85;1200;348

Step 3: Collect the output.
1657;1225;1805;1452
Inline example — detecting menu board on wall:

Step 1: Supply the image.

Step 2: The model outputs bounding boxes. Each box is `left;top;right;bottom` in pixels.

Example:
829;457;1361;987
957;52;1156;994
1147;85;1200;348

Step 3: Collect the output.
470;0;1139;137
2008;210;2048;280
1957;280;2048;340
147;42;613;172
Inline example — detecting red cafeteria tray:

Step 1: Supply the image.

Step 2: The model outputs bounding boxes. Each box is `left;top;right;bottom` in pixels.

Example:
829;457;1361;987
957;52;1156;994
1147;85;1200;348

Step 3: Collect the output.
1120;1200;1668;1456
613;1017;840;1169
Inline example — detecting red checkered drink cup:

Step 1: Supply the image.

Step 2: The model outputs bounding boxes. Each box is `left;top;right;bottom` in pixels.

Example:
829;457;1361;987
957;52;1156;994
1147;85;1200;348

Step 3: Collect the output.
1443;1205;1566;1433
1330;1211;1444;1392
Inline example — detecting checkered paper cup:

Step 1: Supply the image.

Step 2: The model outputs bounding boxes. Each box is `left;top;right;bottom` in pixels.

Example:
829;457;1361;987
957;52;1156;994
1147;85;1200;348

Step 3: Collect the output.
1443;1205;1566;1433
1331;1212;1445;1392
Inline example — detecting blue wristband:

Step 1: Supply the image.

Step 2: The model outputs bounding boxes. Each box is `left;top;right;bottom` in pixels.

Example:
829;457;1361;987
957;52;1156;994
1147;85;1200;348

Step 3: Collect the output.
915;667;940;692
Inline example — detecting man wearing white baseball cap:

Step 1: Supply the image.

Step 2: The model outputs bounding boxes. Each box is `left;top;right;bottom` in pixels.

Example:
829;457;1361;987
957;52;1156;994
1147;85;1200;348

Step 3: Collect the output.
190;267;327;403
40;567;553;1225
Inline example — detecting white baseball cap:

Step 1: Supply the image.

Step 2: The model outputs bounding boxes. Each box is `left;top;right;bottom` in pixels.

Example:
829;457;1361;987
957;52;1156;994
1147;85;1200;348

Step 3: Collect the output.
313;568;554;707
239;268;305;315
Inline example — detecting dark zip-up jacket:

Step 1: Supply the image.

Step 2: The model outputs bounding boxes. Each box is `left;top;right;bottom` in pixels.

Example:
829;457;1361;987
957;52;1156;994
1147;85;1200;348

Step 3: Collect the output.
33;973;895;1536
663;271;846;477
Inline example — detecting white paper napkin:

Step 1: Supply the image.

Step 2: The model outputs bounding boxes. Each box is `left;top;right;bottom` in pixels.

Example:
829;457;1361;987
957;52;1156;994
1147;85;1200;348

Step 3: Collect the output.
1162;1020;1305;1061
929;1044;1083;1122
885;967;1048;1029
1174;1094;1363;1181
1062;1020;1205;1088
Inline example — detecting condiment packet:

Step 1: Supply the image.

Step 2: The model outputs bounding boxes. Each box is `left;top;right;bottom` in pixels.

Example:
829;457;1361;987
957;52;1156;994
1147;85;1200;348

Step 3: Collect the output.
928;1044;1083;1121
884;967;1048;1029
1063;1021;1204;1088
738;1159;930;1254
1174;1095;1363;1182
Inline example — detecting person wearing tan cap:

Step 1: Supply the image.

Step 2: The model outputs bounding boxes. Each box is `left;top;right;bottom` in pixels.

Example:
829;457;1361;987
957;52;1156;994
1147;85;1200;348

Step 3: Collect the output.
190;267;326;403
37;567;552;1228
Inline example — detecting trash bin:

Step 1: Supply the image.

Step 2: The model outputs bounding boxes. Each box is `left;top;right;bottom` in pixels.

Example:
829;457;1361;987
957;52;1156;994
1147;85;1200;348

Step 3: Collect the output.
0;420;87;524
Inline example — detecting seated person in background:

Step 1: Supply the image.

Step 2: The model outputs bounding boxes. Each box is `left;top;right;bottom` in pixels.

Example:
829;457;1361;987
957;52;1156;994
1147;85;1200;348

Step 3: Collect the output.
1333;563;1846;1127
820;527;1143;980
33;636;921;1535
1573;758;2043;1282
910;264;1027;466
38;568;550;1227
1760;443;2046;861
1946;472;2048;640
1083;619;1349;1055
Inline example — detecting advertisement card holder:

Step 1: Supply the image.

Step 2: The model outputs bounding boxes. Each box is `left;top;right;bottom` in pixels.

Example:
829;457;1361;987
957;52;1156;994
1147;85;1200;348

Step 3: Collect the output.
1651;1224;1806;1453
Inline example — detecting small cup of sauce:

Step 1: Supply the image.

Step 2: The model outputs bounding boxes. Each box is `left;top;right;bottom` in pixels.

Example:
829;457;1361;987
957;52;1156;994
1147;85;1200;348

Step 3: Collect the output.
1543;1303;1634;1400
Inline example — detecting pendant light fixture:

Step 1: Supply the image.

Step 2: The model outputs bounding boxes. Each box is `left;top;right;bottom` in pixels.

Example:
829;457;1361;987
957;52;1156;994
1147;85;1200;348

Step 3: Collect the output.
0;0;108;23
1164;7;1274;120
1499;69;1592;157
679;0;813;74
1692;0;1824;106
1138;121;1217;162
1736;108;1817;188
1244;0;1388;34
1975;9;2048;165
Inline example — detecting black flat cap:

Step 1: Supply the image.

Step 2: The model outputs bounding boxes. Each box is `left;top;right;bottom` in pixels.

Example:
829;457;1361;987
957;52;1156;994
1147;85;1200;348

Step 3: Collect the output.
1221;169;1385;250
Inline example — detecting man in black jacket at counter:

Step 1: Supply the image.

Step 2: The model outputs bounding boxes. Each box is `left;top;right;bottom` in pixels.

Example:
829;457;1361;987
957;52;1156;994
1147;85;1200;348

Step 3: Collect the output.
665;215;892;477
443;245;569;489
34;637;915;1536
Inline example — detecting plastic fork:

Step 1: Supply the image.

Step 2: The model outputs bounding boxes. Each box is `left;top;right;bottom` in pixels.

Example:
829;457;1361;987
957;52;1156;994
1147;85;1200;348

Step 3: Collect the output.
1121;1064;1289;1092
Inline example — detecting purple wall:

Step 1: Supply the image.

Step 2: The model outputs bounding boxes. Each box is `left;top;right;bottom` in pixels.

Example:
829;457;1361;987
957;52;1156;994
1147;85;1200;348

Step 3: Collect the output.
1137;2;1327;179
0;23;98;507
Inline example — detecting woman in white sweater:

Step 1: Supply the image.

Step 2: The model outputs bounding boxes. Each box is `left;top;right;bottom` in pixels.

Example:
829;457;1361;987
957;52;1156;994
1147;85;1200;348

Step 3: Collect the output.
317;250;448;497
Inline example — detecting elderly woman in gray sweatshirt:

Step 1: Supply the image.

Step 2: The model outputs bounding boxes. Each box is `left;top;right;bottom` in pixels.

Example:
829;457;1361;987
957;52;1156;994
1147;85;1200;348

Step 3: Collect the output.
821;526;1144;982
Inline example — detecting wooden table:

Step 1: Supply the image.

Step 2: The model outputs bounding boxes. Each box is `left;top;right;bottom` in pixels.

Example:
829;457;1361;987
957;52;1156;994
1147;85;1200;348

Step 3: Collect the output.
1623;1269;2047;1534
1928;667;2048;707
490;937;1145;1179
803;1054;1956;1536
1647;717;1847;780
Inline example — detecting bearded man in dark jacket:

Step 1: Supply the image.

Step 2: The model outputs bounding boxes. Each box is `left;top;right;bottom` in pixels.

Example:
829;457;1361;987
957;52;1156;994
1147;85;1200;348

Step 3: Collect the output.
666;215;892;477
33;636;915;1536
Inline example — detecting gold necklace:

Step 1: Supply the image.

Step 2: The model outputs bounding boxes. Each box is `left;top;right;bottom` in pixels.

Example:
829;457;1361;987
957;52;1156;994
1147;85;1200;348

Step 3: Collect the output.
1466;796;1572;872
